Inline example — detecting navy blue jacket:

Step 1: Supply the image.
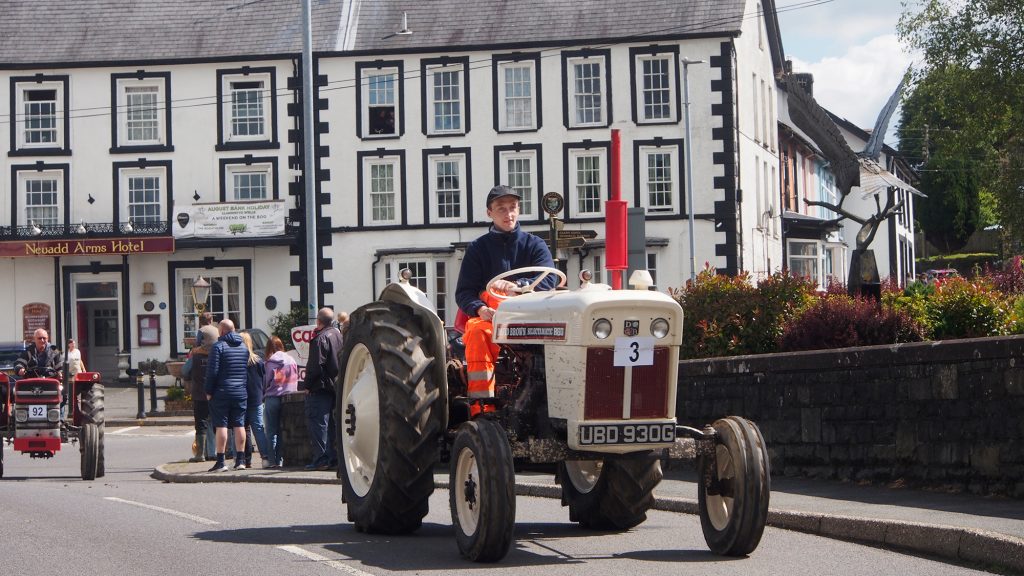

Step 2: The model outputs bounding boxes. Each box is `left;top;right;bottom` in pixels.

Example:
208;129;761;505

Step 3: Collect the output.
246;358;266;406
455;223;555;317
204;332;249;400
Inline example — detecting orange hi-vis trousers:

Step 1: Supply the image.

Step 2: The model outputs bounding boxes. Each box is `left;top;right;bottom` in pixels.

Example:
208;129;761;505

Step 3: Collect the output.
464;291;503;399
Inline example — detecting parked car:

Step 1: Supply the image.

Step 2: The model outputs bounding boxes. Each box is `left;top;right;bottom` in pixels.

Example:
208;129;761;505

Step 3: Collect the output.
0;341;27;377
924;268;960;283
239;327;270;359
445;326;465;362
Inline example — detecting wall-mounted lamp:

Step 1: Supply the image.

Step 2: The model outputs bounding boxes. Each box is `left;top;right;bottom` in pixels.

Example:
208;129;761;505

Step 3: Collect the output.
123;219;134;234
76;220;88;234
29;220;41;236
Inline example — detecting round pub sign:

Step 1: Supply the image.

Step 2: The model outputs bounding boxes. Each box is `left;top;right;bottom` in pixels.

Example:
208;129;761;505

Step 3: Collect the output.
542;192;564;216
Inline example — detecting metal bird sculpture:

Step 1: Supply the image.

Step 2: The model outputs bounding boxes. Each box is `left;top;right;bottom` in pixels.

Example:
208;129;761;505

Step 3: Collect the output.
785;70;921;294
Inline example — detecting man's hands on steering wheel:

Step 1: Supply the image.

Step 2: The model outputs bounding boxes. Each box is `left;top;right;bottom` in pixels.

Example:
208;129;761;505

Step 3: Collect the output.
18;366;60;379
477;266;567;321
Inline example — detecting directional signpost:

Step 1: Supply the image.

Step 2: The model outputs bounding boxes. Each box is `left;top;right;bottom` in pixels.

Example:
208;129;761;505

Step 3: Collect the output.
541;191;598;256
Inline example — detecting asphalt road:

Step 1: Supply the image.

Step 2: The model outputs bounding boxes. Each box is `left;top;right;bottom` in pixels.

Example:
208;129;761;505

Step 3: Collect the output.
0;425;1001;576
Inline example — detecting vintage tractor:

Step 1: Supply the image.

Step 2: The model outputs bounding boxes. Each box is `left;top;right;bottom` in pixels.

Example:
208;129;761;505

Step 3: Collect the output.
337;267;769;562
0;367;106;480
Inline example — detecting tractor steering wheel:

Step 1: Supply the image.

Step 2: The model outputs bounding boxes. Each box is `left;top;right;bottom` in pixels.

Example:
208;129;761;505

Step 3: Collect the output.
486;266;567;301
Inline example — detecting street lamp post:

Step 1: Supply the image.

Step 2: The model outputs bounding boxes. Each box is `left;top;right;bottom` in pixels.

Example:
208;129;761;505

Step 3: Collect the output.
191;276;211;316
682;57;705;283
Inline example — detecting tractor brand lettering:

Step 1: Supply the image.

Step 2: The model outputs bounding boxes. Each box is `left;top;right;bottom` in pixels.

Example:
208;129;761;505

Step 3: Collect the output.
579;422;676;446
32;387;43;395
624;320;640;337
504;323;566;340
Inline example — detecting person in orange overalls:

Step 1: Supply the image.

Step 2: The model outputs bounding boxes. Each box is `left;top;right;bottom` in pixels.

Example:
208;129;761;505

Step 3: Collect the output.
454;185;555;416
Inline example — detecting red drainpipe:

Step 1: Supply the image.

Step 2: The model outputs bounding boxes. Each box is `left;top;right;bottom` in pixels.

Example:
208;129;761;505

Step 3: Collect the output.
605;129;627;289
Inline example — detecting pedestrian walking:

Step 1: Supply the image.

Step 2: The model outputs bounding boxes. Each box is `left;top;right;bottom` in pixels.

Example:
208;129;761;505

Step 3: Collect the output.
66;339;85;376
188;313;220;462
263;336;298;468
204;319;249;471
239;331;270;468
303;307;345;471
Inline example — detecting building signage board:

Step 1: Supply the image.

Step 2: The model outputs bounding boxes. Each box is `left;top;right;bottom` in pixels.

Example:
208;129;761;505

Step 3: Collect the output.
0;237;174;258
22;303;51;341
173;200;286;239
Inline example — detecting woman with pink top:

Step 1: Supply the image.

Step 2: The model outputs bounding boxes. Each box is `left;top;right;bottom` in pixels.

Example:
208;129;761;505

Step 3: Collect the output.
262;336;299;468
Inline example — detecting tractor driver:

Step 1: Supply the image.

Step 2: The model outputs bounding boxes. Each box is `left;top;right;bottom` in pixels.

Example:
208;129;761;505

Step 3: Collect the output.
455;185;555;416
15;328;64;379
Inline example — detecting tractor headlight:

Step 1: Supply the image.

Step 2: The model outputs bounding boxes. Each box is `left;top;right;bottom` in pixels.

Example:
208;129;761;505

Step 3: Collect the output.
15;408;28;423
48;408;61;422
651;318;670;339
592;318;612;339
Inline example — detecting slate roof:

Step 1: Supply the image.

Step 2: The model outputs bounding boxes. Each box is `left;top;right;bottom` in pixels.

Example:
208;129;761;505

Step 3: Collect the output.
344;0;746;52
0;0;748;66
0;0;343;66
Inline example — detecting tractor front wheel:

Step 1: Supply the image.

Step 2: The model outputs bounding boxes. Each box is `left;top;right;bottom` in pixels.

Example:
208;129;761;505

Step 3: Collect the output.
450;418;516;562
698;416;770;556
558;453;662;530
338;303;444;534
80;423;99;481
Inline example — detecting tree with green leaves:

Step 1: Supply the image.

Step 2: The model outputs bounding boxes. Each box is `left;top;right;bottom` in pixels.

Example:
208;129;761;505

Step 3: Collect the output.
897;67;986;251
898;0;1024;245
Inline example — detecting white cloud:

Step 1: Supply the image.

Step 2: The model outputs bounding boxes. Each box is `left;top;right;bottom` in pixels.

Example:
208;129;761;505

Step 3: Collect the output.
789;34;914;143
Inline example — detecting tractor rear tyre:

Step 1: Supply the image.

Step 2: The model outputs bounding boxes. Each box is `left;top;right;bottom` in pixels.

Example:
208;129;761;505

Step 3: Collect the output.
698;416;770;556
81;384;105;478
338;303;444;534
80;423;99;481
450;418;516;562
558;453;662;530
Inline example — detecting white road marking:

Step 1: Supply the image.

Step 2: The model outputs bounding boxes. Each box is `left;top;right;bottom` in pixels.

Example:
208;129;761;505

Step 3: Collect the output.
105;427;194;438
277;545;376;576
104;497;219;526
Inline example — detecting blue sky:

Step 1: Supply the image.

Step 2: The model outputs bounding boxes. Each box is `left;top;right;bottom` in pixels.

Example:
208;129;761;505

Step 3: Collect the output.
776;0;916;144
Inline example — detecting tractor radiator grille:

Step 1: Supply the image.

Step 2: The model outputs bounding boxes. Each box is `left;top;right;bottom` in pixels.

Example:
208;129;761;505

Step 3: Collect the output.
584;347;670;420
14;380;61;403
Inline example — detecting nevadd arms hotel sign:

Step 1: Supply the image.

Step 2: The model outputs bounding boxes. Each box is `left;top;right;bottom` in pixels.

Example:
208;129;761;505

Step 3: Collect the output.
0;237;174;258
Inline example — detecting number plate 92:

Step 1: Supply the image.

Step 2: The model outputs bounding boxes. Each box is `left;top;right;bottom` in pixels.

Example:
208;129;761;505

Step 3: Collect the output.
579;422;676;445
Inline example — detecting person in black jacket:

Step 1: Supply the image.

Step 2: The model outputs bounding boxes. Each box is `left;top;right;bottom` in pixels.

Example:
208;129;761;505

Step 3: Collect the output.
303;307;345;471
204;319;250;472
15;329;65;417
454;185;555;416
15;329;63;378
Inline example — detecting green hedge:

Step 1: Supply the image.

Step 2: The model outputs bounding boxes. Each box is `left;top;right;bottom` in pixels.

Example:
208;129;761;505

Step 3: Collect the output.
672;259;1024;358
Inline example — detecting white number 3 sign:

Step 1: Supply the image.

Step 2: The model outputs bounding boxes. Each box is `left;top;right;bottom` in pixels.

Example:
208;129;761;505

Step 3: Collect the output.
613;337;654;367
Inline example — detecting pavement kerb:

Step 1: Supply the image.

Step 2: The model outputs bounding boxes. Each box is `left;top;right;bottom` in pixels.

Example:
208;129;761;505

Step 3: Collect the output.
151;464;1024;573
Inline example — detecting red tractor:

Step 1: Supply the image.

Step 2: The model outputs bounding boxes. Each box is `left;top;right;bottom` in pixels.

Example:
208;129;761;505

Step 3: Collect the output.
0;368;106;480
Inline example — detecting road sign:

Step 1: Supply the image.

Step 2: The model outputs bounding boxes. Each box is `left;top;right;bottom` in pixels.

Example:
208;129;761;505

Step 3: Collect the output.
556;237;587;249
541;229;596;242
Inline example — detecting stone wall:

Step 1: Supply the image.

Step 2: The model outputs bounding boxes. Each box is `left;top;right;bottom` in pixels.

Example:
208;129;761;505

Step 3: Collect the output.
677;335;1024;497
279;392;312;467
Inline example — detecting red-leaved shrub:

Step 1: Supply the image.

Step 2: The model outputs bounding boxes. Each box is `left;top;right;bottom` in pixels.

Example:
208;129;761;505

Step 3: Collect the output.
779;294;925;352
